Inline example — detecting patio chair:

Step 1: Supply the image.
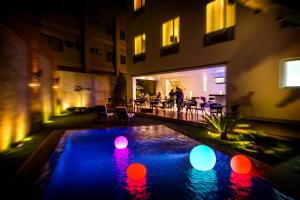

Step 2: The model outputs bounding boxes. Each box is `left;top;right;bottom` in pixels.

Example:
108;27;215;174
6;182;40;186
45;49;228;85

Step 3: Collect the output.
185;99;197;115
195;102;206;116
133;98;146;111
209;103;223;116
93;105;109;122
150;99;160;110
114;106;135;121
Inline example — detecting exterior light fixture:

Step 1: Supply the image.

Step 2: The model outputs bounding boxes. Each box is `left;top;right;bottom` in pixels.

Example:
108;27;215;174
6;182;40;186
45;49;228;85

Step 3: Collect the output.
189;145;216;171
52;77;60;89
230;155;252;174
127;163;147;180
28;79;41;87
114;136;128;149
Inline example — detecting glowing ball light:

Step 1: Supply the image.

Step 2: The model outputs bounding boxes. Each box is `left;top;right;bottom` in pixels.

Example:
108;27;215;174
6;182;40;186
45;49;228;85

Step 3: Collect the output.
114;136;128;149
126;163;147;180
230;155;252;174
189;145;216;171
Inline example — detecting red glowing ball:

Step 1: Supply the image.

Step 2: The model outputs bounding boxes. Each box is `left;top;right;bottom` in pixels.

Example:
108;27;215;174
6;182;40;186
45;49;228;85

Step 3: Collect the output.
230;155;252;174
126;163;147;180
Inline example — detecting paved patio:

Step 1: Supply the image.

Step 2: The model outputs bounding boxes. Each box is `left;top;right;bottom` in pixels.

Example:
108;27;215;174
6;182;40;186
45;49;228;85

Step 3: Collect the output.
130;107;205;123
129;106;300;140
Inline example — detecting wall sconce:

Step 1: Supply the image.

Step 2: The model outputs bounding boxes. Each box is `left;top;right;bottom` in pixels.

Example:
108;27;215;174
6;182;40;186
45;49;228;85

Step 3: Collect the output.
28;79;41;87
33;68;42;77
29;68;42;87
52;77;60;89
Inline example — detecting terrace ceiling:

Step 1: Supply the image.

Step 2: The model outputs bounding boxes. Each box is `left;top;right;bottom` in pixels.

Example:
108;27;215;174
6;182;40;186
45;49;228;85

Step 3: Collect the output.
237;0;300;27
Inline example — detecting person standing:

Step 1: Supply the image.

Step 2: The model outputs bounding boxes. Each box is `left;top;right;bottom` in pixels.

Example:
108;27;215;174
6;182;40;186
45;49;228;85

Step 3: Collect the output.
175;87;184;112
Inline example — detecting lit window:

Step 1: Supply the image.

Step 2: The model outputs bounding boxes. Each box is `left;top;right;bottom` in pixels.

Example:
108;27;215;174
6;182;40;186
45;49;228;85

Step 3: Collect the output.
281;58;300;88
206;0;235;34
134;0;145;12
162;17;180;47
134;33;146;55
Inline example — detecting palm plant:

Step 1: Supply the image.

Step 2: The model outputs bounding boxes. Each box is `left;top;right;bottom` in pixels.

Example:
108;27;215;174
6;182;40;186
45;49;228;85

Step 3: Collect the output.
203;114;237;140
74;85;90;107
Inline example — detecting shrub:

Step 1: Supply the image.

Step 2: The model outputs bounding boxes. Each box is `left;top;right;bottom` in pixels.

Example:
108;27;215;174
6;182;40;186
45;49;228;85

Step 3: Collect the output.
203;114;237;140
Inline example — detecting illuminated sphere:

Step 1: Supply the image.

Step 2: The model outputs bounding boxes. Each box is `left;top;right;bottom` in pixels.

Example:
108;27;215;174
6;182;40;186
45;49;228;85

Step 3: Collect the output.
189;145;216;171
114;136;128;149
230;155;252;174
126;163;147;180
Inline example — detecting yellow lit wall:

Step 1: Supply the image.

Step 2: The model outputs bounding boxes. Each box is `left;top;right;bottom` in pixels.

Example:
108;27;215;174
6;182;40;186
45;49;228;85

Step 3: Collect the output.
162;17;180;47
206;0;235;33
134;0;145;11
57;71;113;112
134;34;146;55
40;55;54;122
0;25;30;151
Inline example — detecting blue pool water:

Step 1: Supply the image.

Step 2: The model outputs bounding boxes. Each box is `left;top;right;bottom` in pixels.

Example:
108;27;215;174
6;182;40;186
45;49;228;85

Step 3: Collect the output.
39;125;293;200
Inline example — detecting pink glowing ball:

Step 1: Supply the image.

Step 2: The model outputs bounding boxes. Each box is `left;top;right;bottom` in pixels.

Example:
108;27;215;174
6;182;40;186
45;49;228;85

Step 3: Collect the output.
114;136;128;149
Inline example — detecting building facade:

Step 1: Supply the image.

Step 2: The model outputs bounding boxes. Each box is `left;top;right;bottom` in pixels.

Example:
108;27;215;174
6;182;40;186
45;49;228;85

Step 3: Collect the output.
126;0;300;123
40;3;127;112
0;1;127;151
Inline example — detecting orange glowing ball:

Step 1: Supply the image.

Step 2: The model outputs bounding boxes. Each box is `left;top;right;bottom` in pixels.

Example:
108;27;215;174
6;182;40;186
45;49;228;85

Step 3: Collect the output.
230;155;252;174
126;163;147;180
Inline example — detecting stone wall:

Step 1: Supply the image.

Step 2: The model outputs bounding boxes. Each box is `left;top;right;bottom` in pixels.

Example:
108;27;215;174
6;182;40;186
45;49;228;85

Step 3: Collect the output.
0;25;30;151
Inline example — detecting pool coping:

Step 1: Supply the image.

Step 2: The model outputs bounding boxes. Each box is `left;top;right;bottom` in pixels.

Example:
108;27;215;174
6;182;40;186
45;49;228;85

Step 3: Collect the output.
8;129;66;198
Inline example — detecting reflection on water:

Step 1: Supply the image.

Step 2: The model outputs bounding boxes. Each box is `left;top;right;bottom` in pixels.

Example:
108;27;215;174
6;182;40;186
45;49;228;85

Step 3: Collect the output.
113;148;130;187
229;172;252;200
185;168;218;200
113;148;150;199
126;177;150;200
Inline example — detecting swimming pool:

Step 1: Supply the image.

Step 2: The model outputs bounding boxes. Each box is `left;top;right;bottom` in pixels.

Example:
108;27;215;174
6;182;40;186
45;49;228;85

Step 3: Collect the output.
38;125;293;200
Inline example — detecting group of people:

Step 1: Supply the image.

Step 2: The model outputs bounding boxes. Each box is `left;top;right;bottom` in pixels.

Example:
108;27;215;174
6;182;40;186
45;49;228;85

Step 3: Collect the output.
140;87;184;112
169;87;184;112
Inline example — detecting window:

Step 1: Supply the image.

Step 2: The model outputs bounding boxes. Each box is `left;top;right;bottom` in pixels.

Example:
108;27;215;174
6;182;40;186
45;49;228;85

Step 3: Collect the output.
120;31;126;40
162;17;180;47
106;25;114;36
47;36;63;51
134;33;146;55
90;47;102;55
121;55;126;64
106;51;113;62
75;42;81;49
206;0;235;34
89;16;101;26
65;40;74;48
134;0;145;12
281;58;300;88
90;47;95;53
